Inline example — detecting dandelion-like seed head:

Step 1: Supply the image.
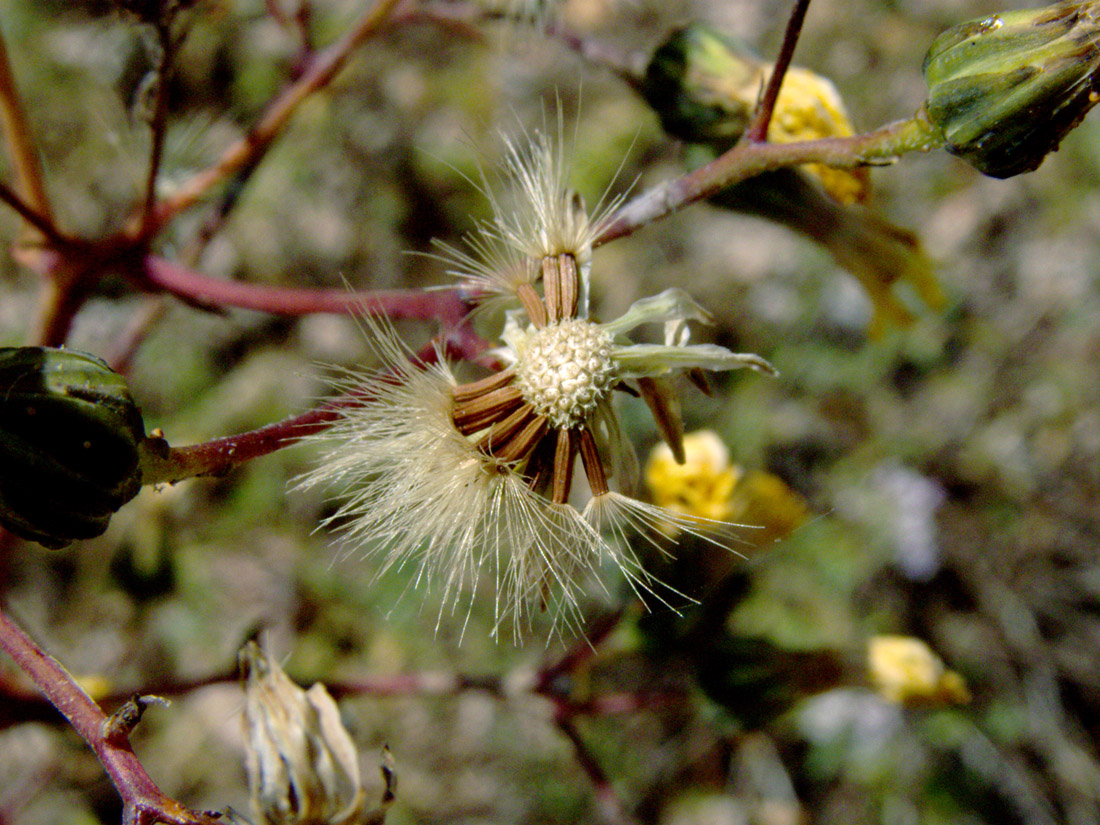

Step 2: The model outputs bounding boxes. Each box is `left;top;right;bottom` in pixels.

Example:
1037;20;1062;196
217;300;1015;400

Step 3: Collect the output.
302;107;779;640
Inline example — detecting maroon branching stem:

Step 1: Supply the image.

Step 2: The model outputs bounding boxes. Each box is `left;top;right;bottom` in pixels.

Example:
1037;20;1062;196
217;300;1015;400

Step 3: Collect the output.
745;0;814;143
0;667;241;731
595;114;942;246
556;716;640;825
556;690;688;718
141;256;470;323
327;671;498;700
0;181;65;248
538;608;626;691
107;298;169;374
0;608;219;825
144;0;405;232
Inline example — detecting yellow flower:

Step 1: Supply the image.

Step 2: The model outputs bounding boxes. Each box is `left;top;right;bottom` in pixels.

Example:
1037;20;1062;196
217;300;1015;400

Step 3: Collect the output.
645;430;740;523
645;430;808;546
867;635;971;706
768;66;869;205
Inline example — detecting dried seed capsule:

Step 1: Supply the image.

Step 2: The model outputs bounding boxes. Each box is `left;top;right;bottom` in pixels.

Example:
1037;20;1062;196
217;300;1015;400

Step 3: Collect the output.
923;2;1100;178
0;347;145;549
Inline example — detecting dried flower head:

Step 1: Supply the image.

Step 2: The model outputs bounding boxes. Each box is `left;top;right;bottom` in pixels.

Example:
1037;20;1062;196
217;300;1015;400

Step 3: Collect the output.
300;116;776;639
238;642;368;825
435;116;621;317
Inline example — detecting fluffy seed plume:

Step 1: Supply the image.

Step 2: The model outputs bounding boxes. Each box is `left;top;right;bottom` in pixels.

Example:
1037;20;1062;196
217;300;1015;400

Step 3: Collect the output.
300;107;775;640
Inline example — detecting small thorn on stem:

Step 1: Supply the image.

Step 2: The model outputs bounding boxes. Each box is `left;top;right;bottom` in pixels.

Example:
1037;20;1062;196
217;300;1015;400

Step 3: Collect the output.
101;694;170;745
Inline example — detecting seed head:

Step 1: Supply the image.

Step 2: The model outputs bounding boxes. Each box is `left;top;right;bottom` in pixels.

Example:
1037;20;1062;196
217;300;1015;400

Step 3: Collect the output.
300;112;778;640
513;320;615;428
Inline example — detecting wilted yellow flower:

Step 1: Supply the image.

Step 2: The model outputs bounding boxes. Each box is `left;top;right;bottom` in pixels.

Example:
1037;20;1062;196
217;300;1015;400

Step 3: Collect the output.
731;469;810;547
642;22;868;203
768;65;868;204
867;635;971;706
643;22;943;336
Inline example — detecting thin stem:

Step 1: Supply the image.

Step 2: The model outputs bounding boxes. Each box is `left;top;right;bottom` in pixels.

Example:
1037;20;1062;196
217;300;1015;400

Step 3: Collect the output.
596;114;942;246
145;0;405;232
140;399;350;486
0;24;53;229
140;256;470;324
547;23;645;92
138;326;489;485
139;22;179;239
538;608;625;690
0;180;65;247
0;608;218;825
745;0;814;143
555;716;639;825
28;266;90;347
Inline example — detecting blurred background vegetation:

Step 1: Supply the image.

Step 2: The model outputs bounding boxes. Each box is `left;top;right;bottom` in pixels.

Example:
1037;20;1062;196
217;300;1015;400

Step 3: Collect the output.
2;0;1100;823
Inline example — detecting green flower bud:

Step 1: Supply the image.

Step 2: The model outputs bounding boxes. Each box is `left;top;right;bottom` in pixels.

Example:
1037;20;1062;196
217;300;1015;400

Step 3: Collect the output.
642;22;758;145
923;2;1100;178
0;347;145;549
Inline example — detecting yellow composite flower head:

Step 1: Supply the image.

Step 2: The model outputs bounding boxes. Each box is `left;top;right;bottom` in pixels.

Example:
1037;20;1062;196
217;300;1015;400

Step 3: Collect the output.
299;114;777;640
645;430;740;523
645;430;810;546
769;65;868;205
867;634;971;706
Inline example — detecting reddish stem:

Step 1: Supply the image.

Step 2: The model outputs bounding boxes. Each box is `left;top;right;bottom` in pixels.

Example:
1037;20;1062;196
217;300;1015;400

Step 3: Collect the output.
595;115;938;246
538;608;625;691
141;399;350;485
141;328;489;485
0;25;53;228
141;256;469;323
145;0;405;232
0;181;64;247
0;608;218;825
745;0;814;143
555;716;639;825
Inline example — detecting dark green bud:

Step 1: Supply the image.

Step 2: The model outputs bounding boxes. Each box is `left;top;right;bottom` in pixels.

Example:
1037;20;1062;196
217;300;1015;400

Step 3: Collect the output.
642;22;760;146
0;347;145;549
923;2;1100;178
